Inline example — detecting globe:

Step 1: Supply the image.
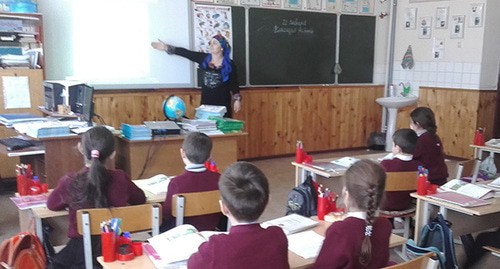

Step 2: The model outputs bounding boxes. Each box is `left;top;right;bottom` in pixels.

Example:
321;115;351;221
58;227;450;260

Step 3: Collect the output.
163;95;186;120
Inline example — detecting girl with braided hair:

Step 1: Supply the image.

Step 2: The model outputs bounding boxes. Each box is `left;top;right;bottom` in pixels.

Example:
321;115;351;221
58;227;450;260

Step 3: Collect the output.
312;159;392;269
47;126;146;269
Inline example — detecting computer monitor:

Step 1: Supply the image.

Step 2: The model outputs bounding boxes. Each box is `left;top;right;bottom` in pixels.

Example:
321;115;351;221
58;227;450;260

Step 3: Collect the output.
73;84;94;127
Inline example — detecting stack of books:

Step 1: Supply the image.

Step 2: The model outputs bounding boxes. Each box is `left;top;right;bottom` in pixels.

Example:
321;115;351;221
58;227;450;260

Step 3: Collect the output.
208;117;244;133
0;113;45;126
25;121;70;138
179;119;221;135
121;124;152;140
194;105;227;120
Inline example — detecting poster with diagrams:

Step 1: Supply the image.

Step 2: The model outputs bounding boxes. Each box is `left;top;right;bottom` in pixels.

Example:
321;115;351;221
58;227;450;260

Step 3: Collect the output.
359;0;374;14
306;0;321;10
284;0;302;9
240;0;261;5
193;4;233;54
325;0;337;12
342;0;358;13
262;0;282;8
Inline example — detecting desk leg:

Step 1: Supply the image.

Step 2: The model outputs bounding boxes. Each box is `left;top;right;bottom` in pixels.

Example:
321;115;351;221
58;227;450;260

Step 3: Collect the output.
414;198;430;243
295;166;300;187
35;216;44;243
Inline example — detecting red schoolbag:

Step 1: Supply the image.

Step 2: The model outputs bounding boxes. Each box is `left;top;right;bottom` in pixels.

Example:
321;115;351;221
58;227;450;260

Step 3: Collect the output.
0;232;46;269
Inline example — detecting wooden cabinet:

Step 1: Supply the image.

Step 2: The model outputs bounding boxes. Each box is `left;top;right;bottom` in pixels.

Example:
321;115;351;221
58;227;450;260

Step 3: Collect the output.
0;12;44;180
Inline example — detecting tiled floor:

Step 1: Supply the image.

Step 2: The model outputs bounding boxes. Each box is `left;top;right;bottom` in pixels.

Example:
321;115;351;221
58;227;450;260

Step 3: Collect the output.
1;149;498;267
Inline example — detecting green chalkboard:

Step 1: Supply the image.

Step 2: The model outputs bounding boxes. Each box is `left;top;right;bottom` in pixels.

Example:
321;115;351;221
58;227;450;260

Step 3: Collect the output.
248;8;337;85
338;15;376;83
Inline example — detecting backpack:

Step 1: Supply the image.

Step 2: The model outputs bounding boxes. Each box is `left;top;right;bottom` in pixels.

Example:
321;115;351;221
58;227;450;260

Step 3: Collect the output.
0;232;47;269
406;213;458;269
285;175;317;217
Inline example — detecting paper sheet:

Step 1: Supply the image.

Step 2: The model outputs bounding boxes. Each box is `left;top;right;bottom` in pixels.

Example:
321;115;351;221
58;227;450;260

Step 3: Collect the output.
287;230;324;259
2;76;31;109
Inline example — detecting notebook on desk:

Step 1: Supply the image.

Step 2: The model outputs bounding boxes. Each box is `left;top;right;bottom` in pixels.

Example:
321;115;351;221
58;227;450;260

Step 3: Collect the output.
428;192;492;208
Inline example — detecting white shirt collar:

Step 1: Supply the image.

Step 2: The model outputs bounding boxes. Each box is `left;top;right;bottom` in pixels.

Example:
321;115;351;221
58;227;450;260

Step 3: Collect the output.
415;129;427;136
393;153;413;161
185;163;207;172
346;211;367;220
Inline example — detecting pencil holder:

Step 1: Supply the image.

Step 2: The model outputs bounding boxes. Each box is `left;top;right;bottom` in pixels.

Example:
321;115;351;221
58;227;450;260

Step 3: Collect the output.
101;232;116;262
317;196;329;221
16;174;31;196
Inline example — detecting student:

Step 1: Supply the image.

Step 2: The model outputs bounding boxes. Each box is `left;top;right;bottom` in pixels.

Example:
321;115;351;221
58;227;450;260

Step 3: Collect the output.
312;160;392;269
187;162;289;269
47;126;146;269
410;107;449;185
161;132;223;232
380;128;423;211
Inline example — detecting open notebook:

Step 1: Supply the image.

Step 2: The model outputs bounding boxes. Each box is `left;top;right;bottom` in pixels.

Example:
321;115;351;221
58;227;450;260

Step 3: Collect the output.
428;192;492;207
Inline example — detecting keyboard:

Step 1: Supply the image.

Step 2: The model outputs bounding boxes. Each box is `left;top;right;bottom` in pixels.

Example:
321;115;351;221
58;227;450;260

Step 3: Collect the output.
0;137;39;151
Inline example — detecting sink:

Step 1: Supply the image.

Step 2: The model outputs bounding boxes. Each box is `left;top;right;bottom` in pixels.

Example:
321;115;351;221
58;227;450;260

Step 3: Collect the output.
376;96;419;151
376;96;418;109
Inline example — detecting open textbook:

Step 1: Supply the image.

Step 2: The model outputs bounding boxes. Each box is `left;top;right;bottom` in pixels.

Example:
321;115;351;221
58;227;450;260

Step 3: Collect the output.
330;156;360;168
440;179;495;199
261;213;318;235
133;174;171;195
147;224;223;267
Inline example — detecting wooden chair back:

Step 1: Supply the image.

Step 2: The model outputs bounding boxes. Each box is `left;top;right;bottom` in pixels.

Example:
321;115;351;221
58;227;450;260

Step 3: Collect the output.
385;171;418;192
383;252;437;269
172;190;221;227
76;203;162;269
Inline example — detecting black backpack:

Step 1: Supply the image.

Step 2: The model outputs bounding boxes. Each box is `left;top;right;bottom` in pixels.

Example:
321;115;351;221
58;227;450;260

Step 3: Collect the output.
285;176;317;217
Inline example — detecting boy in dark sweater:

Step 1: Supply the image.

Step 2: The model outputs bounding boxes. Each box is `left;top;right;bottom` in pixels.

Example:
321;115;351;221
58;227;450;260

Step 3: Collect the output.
161;132;222;232
380;128;423;211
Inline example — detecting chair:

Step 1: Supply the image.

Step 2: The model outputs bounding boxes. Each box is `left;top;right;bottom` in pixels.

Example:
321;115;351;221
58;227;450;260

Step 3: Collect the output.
379;171;418;259
76;203;162;269
483;245;500;258
383;252;438;269
455;158;482;183
172;190;222;227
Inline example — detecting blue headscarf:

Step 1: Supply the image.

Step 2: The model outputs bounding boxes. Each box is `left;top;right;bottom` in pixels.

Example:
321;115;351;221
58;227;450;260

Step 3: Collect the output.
200;35;232;82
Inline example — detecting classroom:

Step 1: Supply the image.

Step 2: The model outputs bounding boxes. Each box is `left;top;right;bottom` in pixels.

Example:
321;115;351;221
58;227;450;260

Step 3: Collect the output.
0;0;499;268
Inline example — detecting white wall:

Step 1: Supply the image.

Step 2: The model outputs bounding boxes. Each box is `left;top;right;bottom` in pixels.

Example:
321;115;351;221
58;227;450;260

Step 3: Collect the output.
392;0;499;93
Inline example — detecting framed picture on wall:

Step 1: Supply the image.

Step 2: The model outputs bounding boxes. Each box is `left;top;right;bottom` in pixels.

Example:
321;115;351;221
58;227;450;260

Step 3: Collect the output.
359;0;374;14
469;3;484;27
284;0;303;9
404;7;417;30
240;0;261;5
418;16;432;39
342;0;358;13
306;0;322;10
435;7;448;29
262;0;281;8
450;15;465;39
325;0;337;12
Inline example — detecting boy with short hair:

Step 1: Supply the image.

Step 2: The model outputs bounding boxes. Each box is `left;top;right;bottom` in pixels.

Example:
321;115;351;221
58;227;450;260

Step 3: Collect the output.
161;132;222;231
188;162;289;269
380;128;423;211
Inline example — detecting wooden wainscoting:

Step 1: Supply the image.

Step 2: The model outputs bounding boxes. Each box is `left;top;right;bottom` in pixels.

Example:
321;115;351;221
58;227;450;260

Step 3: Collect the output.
396;87;497;158
94;86;385;160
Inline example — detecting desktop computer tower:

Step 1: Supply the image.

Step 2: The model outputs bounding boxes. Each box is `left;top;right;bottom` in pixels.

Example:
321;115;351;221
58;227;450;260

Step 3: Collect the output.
43;80;86;112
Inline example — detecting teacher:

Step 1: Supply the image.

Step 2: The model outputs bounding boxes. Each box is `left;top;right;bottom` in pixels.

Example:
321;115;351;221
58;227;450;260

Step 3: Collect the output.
151;35;241;118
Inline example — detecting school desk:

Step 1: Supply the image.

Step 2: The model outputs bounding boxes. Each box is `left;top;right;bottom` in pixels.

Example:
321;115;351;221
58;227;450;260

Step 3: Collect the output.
410;192;500;242
291;152;387;186
470;144;500;159
115;132;247;180
96;220;407;269
18;179;166;244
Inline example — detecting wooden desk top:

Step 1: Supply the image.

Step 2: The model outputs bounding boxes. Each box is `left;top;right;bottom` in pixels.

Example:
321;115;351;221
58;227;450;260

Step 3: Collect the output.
411;192;500;216
292;152;387;178
97;220;406;269
470;144;500;153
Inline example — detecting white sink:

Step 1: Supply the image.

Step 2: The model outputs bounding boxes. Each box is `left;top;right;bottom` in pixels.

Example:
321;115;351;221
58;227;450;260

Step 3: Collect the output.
376;96;418;109
376;96;419;152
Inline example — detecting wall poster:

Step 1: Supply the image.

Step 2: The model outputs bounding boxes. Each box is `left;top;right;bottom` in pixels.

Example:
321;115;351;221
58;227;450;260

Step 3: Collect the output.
450;15;465;39
435;7;448;29
469;3;484;27
418;16;432;39
193;4;233;54
404;8;417;30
